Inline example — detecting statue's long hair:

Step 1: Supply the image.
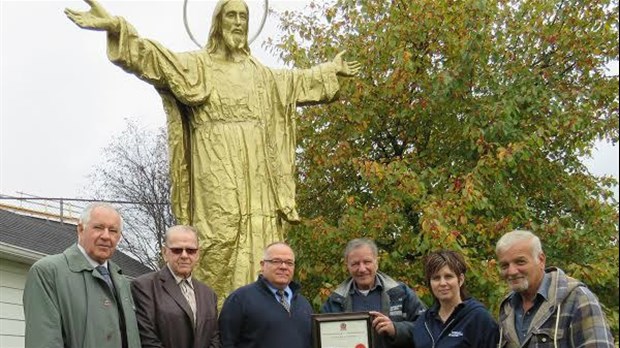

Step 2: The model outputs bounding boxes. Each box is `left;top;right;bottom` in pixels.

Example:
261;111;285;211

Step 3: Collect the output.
206;0;251;55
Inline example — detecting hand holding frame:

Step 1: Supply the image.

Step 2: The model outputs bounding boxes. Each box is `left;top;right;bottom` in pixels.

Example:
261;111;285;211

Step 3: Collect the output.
369;311;396;337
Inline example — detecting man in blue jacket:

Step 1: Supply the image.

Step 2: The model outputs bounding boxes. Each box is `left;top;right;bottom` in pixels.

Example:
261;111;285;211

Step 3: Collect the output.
321;238;427;348
218;242;313;348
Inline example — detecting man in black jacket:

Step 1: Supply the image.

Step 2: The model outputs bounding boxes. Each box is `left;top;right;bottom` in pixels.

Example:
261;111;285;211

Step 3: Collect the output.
219;242;313;348
321;238;427;348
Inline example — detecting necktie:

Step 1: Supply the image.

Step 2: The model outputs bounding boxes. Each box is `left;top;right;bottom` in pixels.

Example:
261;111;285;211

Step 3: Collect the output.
277;289;290;312
180;280;197;326
96;265;114;291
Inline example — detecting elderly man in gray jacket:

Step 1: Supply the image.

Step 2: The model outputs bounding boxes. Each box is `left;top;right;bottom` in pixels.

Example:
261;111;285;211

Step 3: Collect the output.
23;203;140;348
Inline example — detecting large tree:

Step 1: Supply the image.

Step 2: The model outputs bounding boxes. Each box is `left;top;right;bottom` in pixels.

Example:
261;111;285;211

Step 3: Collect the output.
89;119;175;270
269;0;619;335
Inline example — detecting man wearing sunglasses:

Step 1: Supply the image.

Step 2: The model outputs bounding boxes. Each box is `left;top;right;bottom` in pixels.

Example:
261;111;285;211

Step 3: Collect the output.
131;225;221;348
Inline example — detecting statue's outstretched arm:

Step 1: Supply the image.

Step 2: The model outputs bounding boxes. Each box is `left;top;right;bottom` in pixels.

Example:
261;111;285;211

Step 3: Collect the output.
333;50;362;77
65;0;119;33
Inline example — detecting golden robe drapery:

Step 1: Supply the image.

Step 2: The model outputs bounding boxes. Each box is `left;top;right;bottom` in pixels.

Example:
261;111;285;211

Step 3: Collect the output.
106;17;342;298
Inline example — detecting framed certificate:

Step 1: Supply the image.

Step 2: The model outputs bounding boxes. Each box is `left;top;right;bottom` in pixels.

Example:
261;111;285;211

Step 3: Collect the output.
312;312;374;348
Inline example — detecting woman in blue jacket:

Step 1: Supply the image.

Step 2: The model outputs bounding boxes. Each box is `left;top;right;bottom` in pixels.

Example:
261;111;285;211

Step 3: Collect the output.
411;250;499;348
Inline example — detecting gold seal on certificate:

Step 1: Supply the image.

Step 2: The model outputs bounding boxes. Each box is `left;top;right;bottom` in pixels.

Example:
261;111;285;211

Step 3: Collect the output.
312;312;374;348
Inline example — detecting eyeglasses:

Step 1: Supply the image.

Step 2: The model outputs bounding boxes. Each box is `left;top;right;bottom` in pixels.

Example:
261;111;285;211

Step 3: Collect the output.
263;259;295;267
168;247;198;255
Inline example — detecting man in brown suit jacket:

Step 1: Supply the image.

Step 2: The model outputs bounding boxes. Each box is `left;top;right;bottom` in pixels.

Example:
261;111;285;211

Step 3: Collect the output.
131;225;220;348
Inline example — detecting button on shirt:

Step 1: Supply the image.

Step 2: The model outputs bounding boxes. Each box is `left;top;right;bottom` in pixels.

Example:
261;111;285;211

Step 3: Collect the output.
511;273;551;343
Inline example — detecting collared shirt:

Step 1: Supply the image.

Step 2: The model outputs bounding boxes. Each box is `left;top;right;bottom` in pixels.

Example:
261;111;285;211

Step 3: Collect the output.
427;302;466;339
167;264;194;289
265;281;292;307
351;275;382;294
510;273;551;343
77;243;109;269
350;276;383;312
168;265;197;325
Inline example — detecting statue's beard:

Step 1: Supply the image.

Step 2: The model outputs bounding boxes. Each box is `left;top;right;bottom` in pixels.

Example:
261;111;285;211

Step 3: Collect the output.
223;30;247;53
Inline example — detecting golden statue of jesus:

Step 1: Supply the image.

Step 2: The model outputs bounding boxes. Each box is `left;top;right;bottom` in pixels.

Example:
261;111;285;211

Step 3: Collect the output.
66;0;361;299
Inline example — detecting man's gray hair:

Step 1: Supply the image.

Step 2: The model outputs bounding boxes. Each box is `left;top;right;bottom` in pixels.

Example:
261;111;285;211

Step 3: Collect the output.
79;202;123;231
164;225;199;245
496;229;543;260
344;238;378;260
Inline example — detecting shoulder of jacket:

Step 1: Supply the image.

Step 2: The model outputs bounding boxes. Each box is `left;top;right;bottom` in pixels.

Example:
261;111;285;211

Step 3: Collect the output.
547;267;587;303
378;272;405;292
31;252;70;274
332;278;354;297
463;298;492;316
132;270;158;282
108;260;124;273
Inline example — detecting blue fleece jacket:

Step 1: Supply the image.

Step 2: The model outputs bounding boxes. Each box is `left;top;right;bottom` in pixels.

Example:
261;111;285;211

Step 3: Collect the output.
218;275;313;348
411;298;499;348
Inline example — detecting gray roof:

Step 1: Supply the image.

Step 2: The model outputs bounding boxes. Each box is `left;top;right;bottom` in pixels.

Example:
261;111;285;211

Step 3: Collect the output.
0;208;153;278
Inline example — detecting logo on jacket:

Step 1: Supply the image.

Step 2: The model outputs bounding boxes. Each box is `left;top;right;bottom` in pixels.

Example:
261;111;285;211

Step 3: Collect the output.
389;304;404;317
448;331;463;337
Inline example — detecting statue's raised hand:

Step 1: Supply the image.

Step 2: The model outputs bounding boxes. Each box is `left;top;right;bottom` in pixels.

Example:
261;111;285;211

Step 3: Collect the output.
333;51;362;77
65;0;117;32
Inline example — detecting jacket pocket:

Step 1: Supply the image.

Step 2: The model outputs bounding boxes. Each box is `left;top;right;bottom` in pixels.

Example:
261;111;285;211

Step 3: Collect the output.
531;327;565;347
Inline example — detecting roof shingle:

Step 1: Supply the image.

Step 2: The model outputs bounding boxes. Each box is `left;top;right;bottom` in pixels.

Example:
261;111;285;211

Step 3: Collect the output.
0;208;153;277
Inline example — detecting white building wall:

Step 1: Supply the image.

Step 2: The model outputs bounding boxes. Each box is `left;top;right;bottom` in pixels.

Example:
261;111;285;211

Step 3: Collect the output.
0;259;30;348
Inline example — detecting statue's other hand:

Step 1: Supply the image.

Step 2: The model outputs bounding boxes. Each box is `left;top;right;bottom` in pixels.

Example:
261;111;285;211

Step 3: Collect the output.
333;50;362;77
65;0;117;32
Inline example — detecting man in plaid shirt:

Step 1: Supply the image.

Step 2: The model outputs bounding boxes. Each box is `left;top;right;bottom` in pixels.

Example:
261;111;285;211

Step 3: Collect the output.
495;230;614;347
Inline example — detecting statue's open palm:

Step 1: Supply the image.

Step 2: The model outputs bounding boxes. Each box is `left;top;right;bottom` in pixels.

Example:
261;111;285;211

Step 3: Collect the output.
333;51;362;77
65;0;116;32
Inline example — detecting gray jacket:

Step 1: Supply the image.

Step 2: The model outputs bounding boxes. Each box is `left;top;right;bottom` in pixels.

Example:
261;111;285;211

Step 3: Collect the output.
23;244;141;348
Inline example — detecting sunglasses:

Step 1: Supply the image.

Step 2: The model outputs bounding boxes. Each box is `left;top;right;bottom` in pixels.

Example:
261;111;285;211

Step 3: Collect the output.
168;247;199;255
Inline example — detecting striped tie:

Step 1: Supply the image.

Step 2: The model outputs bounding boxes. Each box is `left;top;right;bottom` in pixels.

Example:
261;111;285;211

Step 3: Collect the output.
277;289;290;312
180;280;197;326
96;265;114;292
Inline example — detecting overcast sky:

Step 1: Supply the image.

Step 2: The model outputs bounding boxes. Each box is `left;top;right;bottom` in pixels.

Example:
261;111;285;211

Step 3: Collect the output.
1;0;618;202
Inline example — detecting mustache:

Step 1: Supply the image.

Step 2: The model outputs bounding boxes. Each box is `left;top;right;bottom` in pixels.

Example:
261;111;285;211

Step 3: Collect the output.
223;31;248;52
507;275;525;280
